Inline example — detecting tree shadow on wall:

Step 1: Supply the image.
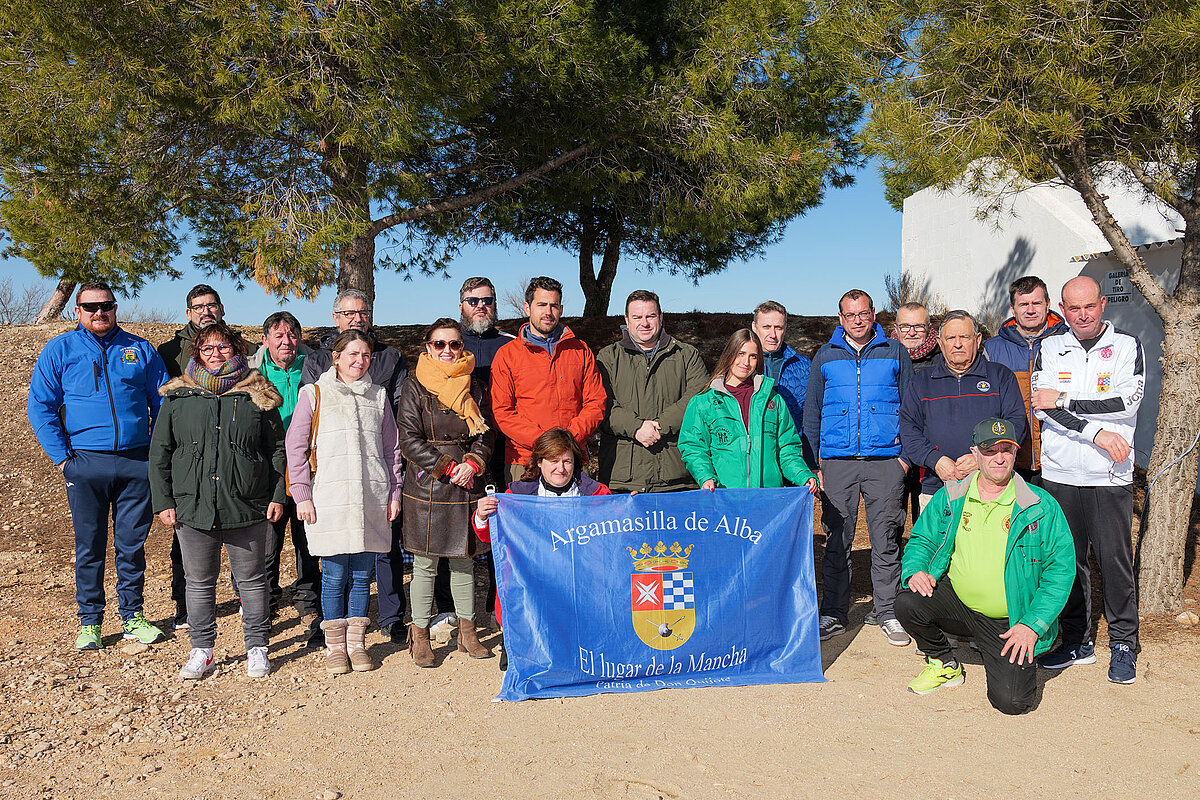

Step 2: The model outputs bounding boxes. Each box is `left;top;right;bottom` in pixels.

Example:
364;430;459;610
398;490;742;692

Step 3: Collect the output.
975;236;1036;333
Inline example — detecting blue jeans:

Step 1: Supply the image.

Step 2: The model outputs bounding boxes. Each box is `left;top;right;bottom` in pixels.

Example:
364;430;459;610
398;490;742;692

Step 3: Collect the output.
321;553;375;620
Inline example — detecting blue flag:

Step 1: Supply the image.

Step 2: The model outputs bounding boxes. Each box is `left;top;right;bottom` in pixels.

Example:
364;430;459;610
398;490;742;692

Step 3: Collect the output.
492;487;824;701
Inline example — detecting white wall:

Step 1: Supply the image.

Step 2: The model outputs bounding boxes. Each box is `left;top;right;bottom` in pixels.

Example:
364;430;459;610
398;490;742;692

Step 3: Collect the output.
902;170;1183;320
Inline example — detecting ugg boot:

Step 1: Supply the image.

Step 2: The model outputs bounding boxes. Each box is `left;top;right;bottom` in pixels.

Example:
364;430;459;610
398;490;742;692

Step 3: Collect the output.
320;619;350;675
407;624;435;668
345;617;376;672
456;616;493;659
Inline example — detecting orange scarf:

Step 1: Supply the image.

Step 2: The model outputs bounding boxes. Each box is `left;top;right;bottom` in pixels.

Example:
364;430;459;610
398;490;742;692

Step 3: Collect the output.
414;352;488;436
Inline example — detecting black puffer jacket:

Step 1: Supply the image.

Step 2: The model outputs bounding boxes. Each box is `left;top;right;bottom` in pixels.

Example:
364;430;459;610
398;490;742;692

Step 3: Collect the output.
149;370;286;531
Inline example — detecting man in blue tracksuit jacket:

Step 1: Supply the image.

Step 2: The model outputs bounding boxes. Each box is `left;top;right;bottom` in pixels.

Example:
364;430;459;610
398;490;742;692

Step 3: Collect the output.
900;310;1027;504
27;282;170;650
752;300;814;465
804;290;913;646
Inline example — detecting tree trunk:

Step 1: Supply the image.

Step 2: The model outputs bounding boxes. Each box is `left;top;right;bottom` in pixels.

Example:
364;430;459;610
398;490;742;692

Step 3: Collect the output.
578;206;622;318
336;231;376;305
1138;317;1200;614
327;148;376;304
33;279;75;323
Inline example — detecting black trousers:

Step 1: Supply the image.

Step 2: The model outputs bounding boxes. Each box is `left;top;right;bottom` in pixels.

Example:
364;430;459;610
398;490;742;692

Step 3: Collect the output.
1040;480;1137;649
895;582;1037;715
275;498;321;618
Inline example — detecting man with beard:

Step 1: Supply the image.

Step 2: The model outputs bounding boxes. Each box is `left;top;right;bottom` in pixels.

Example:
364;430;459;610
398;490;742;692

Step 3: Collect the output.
596;289;709;493
301;289;411;643
157;284;251;628
491;276;606;483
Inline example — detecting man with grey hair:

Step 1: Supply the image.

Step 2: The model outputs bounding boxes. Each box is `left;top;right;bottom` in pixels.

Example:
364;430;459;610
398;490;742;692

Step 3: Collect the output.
301;288;410;642
891;302;940;372
900;310;1026;509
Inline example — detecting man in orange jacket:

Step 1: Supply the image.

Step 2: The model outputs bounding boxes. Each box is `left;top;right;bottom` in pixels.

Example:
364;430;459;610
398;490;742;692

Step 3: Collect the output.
490;276;607;482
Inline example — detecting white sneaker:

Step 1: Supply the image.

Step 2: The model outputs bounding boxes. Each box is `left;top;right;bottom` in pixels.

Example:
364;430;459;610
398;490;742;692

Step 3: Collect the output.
430;612;458;644
179;648;215;679
246;646;270;678
881;619;912;647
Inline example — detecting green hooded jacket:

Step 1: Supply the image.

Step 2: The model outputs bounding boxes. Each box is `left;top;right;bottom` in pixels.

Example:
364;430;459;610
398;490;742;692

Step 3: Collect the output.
596;329;710;493
678;376;815;489
149;370;287;531
901;473;1076;656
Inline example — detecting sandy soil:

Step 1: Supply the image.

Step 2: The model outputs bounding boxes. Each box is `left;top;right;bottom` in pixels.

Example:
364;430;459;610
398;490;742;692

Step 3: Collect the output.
1;321;1198;800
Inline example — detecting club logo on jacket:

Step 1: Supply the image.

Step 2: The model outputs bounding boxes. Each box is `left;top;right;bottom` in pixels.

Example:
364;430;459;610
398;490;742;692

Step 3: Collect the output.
121;348;140;364
1097;373;1112;393
977;380;991;392
629;541;695;650
1100;346;1114;359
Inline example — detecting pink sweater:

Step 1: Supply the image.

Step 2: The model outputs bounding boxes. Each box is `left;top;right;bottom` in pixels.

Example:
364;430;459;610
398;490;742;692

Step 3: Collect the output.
285;389;404;504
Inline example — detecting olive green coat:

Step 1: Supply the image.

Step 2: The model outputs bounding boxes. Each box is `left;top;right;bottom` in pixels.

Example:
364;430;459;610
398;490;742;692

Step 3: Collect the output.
596;330;710;493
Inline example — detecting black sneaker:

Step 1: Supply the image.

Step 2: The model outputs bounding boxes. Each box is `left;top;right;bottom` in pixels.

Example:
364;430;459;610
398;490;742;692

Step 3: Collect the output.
301;614;325;648
173;605;190;631
1038;641;1096;669
1108;644;1136;684
818;615;846;640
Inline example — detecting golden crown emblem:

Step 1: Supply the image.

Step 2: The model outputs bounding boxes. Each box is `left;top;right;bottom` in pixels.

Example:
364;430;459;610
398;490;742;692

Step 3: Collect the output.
627;541;693;572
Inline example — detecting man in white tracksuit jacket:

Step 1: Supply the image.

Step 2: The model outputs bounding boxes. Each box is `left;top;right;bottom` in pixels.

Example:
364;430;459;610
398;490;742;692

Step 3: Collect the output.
1030;275;1144;684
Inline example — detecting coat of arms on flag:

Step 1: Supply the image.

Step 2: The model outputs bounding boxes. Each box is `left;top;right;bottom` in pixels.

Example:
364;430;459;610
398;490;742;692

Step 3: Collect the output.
629;541;695;650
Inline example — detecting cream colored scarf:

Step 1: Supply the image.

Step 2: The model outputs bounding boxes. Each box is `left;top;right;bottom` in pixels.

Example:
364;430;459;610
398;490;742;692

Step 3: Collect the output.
414;351;488;435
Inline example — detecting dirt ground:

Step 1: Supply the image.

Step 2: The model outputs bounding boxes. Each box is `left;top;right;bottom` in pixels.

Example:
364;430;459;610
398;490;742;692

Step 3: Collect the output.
2;320;1199;800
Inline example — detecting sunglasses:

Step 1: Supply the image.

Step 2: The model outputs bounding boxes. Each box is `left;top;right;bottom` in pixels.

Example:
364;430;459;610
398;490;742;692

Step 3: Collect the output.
428;339;465;352
78;301;116;313
462;296;495;308
198;343;234;355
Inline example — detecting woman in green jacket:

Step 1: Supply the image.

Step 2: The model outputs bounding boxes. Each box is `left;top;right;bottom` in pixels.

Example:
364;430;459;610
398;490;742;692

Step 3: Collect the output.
679;329;817;492
150;322;287;681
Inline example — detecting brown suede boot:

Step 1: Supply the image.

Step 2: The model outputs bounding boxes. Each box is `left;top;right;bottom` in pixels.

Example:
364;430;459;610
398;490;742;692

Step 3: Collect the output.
457;617;493;659
345;617;375;672
320;619;350;675
408;624;435;668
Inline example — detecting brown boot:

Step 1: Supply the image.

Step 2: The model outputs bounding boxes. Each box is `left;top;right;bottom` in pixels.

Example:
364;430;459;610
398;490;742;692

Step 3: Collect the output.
407;624;435;668
457;617;493;659
346;617;376;672
320;619;350;675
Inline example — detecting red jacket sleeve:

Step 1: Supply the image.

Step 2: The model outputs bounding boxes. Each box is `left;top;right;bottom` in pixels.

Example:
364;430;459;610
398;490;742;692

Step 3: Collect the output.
489;346;544;453
567;348;607;445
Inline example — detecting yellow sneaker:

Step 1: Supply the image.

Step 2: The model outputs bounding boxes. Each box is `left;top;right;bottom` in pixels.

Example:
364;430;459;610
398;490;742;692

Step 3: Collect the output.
907;657;964;695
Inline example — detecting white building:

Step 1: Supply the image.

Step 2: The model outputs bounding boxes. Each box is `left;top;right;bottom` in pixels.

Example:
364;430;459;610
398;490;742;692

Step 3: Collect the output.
902;171;1185;464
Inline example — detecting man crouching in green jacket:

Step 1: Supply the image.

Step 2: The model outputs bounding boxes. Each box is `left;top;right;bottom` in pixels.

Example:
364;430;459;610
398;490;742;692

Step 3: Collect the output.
896;418;1075;714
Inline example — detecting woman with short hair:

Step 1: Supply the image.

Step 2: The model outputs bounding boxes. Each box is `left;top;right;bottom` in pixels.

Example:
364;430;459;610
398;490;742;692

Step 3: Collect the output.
150;322;286;680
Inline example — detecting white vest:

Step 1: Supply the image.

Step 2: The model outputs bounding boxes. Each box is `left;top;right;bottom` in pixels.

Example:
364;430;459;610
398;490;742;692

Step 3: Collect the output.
302;369;392;556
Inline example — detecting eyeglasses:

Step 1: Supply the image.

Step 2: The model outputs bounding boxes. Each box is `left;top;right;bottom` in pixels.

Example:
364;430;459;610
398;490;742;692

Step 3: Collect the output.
462;296;495;308
188;302;221;313
840;310;874;321
895;323;927;332
198;343;234;355
335;309;370;318
428;340;465;352
78;301;116;313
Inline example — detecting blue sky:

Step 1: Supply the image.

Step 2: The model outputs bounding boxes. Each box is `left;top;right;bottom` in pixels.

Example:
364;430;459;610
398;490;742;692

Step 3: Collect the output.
0;167;901;325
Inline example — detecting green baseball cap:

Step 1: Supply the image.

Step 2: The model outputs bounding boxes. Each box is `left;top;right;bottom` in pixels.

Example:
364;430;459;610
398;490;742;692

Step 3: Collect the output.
972;418;1020;449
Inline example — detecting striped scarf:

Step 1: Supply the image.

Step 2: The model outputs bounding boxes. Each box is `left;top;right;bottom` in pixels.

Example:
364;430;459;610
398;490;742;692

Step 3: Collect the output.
186;354;250;395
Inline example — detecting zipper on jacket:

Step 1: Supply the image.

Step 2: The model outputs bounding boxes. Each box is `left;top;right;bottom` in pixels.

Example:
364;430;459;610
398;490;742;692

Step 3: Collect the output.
927;512;954;572
856;357;863;455
99;345;119;451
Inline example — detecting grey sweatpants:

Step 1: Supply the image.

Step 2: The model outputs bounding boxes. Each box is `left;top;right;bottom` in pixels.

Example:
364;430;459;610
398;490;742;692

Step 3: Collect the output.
818;457;907;625
175;521;270;650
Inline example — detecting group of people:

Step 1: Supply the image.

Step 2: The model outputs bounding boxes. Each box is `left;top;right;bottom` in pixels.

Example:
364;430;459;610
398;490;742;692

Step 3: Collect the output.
27;271;1143;714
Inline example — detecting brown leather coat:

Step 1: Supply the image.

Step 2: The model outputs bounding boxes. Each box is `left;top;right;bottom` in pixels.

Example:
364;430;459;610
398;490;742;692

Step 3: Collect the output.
396;375;493;557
